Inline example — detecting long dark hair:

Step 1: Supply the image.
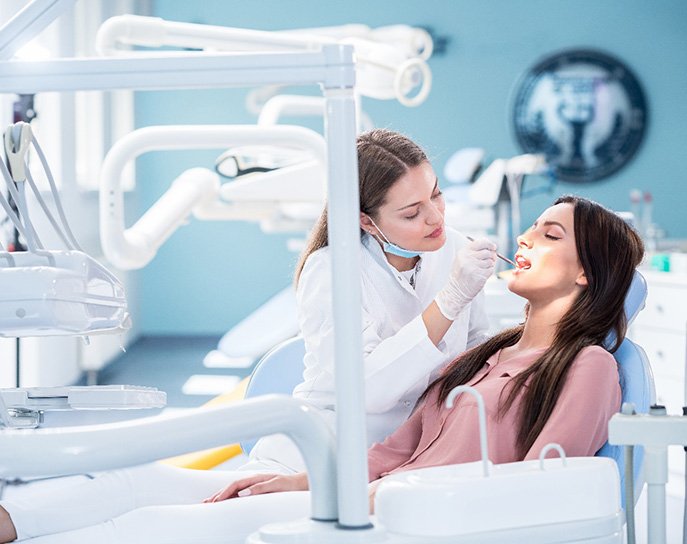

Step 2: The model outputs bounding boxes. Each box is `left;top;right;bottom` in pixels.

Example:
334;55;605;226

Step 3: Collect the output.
294;129;428;284
423;195;645;457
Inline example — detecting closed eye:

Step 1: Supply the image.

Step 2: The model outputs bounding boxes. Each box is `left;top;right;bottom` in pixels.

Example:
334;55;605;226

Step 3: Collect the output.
545;234;561;240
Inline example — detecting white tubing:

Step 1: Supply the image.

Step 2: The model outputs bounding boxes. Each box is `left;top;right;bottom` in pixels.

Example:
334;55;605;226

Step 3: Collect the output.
258;95;325;126
96;15;320;57
99;124;326;270
446;385;490;477
0;395;338;521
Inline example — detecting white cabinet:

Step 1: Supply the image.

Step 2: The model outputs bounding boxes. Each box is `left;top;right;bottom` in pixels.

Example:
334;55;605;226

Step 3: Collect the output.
628;270;687;498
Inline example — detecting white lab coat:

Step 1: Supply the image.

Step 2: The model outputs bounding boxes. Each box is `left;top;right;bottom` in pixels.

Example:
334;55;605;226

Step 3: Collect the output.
249;227;489;472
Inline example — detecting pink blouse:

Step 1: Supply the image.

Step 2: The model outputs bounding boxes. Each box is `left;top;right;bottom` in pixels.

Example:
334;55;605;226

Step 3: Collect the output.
367;345;621;481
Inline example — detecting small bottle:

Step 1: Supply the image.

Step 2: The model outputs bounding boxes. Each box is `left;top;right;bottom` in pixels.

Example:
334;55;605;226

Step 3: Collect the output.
642;192;657;252
629;189;643;235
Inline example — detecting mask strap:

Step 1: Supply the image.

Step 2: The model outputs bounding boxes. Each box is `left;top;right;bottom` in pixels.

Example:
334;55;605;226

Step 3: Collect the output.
366;216;393;246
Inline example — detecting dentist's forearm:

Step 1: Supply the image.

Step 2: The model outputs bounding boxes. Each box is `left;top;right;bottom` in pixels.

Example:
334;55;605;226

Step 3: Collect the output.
422;301;454;346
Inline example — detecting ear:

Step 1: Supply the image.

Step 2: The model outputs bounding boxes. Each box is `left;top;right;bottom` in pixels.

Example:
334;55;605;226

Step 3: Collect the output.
575;270;588;288
360;212;374;233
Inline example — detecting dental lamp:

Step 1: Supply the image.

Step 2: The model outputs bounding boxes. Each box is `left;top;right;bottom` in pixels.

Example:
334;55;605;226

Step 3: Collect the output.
99;124;327;270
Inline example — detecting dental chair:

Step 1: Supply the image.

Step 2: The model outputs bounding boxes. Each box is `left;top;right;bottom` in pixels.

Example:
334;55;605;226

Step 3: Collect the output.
596;271;655;509
236;273;655;493
162;336;305;469
240;335;306;455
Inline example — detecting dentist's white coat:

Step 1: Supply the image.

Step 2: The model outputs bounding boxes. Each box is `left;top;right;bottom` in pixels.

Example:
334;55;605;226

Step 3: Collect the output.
250;228;490;471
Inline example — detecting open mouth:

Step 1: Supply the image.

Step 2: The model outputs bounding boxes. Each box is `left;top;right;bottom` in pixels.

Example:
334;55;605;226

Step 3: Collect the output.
515;255;531;271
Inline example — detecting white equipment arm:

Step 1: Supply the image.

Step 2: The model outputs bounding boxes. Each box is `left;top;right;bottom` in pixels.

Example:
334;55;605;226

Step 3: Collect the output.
100;124;326;270
95;15;432;107
0;0;76;60
0;395;338;522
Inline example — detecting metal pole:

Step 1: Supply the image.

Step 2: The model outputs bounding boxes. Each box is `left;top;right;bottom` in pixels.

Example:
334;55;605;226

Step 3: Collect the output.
323;83;371;528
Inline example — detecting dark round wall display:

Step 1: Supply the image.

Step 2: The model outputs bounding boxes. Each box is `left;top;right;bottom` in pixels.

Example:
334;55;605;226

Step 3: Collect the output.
512;49;648;183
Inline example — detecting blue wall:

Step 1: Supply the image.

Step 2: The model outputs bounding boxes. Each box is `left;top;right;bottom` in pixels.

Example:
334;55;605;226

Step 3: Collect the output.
137;0;687;335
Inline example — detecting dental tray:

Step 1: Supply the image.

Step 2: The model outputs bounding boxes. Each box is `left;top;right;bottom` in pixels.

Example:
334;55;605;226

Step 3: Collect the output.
0;250;130;337
1;385;167;429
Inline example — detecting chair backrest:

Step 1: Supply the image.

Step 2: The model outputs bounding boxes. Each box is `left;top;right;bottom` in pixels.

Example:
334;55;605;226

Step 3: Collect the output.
240;336;306;455
596;271;656;508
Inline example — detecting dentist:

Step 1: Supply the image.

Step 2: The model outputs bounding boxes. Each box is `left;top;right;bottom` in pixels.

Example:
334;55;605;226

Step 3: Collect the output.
248;129;496;472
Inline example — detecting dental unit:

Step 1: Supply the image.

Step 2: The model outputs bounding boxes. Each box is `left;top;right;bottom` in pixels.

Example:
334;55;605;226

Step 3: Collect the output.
0;119;165;432
0;2;685;543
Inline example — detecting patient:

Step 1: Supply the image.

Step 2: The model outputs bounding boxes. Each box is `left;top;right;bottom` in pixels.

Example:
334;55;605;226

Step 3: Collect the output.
0;196;644;543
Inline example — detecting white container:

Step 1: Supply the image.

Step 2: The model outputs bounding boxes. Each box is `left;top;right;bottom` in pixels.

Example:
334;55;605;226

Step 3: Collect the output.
375;457;622;542
0;250;130;337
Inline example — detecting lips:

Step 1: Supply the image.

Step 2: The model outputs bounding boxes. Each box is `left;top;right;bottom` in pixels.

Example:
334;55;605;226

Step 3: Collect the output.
426;227;444;239
515;255;531;270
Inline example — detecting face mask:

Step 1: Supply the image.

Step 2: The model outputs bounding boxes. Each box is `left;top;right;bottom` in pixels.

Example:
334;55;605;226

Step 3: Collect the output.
367;217;423;258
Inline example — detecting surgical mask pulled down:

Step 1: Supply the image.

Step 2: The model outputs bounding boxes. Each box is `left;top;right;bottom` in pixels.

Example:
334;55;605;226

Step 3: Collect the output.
368;217;423;258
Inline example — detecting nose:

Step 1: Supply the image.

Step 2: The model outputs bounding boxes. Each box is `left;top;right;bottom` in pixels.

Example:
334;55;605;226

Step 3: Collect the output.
426;201;444;225
517;234;532;249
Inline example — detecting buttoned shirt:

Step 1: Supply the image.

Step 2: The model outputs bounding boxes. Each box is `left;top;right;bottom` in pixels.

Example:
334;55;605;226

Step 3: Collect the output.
367;345;621;480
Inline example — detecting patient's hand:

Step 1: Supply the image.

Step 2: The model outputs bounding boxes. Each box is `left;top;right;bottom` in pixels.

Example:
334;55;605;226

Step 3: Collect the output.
203;472;309;503
368;479;382;514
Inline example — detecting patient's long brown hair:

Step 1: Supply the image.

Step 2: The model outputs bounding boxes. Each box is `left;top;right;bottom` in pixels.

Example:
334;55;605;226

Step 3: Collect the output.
294;129;428;284
423;195;645;458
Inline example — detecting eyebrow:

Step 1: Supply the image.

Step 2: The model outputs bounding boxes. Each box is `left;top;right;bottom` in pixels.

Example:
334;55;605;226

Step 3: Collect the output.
534;220;567;233
395;178;439;212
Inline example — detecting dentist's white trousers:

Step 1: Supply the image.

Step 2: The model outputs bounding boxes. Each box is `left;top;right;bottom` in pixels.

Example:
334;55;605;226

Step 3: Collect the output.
1;464;310;543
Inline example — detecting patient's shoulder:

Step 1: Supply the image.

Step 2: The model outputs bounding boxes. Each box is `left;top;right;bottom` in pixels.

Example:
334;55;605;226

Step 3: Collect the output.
570;345;618;379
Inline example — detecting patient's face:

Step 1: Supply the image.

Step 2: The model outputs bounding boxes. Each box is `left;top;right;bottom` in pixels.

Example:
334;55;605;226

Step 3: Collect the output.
509;203;586;305
364;161;446;257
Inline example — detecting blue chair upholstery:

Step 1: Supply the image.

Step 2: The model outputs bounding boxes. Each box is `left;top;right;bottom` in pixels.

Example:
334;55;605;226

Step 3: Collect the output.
240;336;305;455
596;271;656;508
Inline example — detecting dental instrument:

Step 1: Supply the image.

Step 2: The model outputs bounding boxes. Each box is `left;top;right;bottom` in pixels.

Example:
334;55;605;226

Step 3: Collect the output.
467;153;548;268
465;234;516;267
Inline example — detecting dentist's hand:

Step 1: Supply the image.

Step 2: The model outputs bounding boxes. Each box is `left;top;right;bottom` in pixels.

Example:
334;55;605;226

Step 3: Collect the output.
203;472;309;503
434;238;496;320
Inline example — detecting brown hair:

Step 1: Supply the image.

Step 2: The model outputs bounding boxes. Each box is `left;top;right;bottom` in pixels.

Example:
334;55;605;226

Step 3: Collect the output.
423;195;645;457
294;129;428;284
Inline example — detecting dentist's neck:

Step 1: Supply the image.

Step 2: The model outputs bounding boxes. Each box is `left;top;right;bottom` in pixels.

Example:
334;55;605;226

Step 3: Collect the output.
385;251;420;272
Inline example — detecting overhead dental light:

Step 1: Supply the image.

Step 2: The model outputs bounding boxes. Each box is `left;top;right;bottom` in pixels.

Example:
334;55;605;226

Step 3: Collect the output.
0;122;130;337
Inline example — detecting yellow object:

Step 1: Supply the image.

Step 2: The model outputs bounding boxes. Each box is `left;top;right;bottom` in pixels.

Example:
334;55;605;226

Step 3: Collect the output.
160;377;249;470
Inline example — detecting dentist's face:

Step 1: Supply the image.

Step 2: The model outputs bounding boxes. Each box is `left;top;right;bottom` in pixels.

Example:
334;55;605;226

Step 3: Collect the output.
509;203;587;305
362;161;446;253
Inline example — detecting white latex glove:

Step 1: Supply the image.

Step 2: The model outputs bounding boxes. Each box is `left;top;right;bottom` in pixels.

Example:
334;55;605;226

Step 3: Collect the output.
434;238;496;320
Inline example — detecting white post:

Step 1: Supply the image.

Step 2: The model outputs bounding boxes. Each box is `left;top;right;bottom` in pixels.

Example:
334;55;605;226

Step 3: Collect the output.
323;63;371;527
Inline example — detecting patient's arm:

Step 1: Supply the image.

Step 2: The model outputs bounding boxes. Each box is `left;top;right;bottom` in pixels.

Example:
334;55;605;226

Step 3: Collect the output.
204;472;309;503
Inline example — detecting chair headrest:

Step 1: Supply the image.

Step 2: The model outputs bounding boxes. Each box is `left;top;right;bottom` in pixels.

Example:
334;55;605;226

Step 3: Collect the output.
604;270;647;350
